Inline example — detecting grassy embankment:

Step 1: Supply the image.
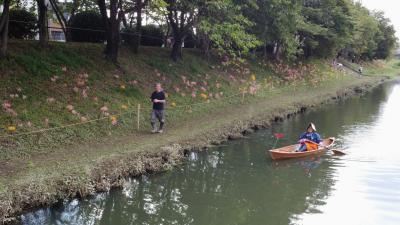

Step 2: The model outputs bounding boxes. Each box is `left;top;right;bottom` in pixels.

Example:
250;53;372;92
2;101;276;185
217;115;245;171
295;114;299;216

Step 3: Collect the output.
0;40;398;222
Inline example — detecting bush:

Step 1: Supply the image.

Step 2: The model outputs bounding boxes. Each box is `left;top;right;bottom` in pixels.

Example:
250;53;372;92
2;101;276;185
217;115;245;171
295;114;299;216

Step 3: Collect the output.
9;9;37;39
122;25;164;47
184;32;198;48
69;11;105;43
141;25;164;47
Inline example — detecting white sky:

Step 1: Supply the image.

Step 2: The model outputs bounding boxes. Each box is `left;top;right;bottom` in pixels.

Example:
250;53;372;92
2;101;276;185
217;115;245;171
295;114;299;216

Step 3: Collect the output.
361;0;400;39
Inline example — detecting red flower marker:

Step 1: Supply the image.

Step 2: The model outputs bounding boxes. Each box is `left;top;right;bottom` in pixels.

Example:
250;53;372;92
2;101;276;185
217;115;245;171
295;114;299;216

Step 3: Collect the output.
272;133;285;149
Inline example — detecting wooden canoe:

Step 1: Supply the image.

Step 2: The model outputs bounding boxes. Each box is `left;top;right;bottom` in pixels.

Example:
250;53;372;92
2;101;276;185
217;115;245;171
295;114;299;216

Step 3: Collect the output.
268;138;335;160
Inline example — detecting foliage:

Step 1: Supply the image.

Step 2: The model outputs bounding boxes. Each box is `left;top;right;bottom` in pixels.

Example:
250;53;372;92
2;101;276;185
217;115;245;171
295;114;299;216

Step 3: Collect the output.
69;11;105;43
141;25;164;47
198;0;260;58
122;25;164;47
9;9;37;39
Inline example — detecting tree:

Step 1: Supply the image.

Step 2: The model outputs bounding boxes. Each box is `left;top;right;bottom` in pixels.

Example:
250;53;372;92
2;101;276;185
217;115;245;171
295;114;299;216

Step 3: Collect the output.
120;0;151;53
0;0;11;57
97;0;123;62
198;0;260;59
347;3;381;60
9;9;37;39
373;11;398;59
37;0;49;46
70;11;105;42
248;0;302;60
299;0;354;59
156;0;202;61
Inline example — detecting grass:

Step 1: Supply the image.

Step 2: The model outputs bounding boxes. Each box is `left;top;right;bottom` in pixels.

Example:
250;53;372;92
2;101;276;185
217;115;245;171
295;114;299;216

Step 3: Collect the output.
1;41;398;161
341;57;400;78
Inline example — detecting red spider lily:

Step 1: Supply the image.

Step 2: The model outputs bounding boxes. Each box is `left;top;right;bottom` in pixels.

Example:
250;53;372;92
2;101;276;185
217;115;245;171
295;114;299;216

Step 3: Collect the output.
274;133;285;139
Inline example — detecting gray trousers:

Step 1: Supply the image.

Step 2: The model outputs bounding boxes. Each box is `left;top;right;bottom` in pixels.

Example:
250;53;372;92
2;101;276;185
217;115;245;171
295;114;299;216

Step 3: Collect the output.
151;110;165;129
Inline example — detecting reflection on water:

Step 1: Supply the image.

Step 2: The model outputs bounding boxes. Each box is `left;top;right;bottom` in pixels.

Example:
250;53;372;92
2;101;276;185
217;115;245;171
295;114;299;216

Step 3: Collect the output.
21;82;400;225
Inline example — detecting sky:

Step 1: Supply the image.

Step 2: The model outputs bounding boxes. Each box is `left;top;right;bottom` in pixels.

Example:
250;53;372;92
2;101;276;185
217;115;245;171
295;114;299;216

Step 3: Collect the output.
361;0;400;39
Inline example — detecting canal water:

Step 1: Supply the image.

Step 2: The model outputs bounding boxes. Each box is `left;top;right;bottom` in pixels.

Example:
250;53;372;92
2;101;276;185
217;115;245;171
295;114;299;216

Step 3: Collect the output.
21;81;400;225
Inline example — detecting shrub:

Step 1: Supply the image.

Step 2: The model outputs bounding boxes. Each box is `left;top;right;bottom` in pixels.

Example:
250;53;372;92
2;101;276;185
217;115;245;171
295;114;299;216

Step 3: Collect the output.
141;25;164;47
9;9;37;39
122;25;164;47
69;11;105;43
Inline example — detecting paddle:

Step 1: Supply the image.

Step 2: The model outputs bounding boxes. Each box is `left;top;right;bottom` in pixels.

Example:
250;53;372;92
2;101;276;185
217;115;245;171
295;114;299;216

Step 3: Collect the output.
330;149;346;155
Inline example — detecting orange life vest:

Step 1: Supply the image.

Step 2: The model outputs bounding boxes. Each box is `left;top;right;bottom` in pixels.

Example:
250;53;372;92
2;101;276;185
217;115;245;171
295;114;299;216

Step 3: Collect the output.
305;141;319;151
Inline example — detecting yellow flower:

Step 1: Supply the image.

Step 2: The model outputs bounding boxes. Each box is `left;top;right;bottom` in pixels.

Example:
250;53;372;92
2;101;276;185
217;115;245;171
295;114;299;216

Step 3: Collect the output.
171;102;176;107
250;74;256;81
7;125;16;132
121;104;128;110
120;85;126;90
200;93;208;99
110;116;118;125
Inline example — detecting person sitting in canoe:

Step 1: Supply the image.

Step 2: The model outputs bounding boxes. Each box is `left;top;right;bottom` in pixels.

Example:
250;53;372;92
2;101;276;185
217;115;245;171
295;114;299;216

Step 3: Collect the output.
297;123;322;152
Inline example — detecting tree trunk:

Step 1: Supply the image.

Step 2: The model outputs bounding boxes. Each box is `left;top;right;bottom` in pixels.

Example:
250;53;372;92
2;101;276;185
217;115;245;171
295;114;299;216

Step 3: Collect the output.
38;0;49;46
200;33;210;59
263;41;268;59
133;0;142;54
274;41;281;60
171;35;183;62
98;0;120;63
0;0;10;58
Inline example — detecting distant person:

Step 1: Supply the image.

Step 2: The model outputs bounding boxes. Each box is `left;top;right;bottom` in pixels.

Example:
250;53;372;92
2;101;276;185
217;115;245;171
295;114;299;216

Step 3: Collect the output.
150;83;166;133
297;123;322;152
358;66;363;75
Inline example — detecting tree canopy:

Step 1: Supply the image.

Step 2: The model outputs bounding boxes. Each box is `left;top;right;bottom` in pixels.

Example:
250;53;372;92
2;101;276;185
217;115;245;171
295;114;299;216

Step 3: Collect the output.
0;0;398;62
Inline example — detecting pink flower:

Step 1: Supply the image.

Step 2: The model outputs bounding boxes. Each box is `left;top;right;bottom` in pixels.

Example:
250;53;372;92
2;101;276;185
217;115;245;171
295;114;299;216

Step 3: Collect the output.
5;108;17;117
66;105;74;111
191;92;197;98
100;106;108;112
44;118;49;126
200;87;207;92
82;89;88;98
47;97;56;103
2;101;11;109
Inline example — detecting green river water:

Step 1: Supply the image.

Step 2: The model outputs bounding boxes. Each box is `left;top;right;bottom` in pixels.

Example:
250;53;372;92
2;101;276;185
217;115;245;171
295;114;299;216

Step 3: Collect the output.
21;81;400;225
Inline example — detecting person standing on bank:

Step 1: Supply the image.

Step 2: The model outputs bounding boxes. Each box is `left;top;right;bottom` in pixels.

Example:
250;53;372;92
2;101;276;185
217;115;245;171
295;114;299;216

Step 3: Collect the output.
150;83;166;133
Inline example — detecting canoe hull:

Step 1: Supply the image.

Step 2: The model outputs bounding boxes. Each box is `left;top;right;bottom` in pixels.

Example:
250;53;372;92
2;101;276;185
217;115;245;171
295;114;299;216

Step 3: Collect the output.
268;138;335;160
